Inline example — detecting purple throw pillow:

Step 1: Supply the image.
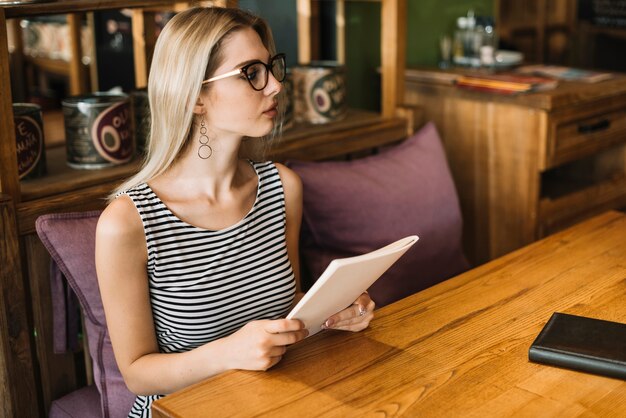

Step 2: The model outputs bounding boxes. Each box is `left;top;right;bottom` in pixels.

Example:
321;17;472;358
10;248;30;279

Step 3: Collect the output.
36;211;135;418
288;122;469;306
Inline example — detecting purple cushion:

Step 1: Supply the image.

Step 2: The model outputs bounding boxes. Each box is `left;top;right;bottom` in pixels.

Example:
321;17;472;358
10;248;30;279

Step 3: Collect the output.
49;384;101;418
288;122;469;306
36;212;135;418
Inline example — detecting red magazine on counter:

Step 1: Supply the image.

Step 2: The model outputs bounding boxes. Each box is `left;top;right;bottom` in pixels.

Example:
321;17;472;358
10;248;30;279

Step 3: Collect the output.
455;73;558;94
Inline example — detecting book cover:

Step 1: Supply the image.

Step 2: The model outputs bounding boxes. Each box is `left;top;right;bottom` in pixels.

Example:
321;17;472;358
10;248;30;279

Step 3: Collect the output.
529;312;626;380
287;235;418;337
517;65;614;83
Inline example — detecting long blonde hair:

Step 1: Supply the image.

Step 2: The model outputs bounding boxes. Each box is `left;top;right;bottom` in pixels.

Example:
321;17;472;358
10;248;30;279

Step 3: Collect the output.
111;7;283;200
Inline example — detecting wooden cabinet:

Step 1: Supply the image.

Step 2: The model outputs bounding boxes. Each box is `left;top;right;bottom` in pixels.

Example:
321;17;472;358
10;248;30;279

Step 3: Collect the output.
404;68;626;265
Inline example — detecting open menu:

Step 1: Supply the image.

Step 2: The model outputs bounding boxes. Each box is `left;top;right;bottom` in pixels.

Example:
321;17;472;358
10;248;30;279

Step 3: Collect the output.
287;235;419;337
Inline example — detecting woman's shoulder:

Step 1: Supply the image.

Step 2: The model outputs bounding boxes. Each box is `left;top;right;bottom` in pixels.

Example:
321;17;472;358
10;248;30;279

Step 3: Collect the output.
273;162;301;184
273;162;302;199
97;194;144;242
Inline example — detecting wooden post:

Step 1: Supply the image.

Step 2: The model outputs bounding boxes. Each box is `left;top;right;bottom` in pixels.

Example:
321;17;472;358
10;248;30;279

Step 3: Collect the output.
87;12;100;92
0;195;40;417
67;13;88;95
7;18;25;102
132;9;156;88
336;0;345;64
381;0;406;118
297;0;311;64
0;10;20;201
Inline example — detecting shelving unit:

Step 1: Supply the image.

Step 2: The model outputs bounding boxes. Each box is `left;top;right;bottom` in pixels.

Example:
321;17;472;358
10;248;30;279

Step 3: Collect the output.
0;2;229;416
0;1;411;416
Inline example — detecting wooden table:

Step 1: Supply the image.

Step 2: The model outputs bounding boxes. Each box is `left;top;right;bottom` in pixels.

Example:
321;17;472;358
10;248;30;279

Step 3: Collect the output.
153;211;626;417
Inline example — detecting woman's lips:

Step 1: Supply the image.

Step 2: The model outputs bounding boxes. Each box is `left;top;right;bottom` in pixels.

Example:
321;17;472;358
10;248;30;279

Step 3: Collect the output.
263;103;278;117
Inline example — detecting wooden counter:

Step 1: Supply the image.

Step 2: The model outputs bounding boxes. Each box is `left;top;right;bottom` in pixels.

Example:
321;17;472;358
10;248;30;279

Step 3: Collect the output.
404;68;626;265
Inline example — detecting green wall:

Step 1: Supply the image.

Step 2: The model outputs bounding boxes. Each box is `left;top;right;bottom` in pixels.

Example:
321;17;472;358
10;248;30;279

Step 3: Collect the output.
406;0;494;67
345;2;381;111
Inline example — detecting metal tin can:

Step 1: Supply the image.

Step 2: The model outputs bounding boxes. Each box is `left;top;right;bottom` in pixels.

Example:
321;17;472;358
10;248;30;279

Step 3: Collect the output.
293;62;347;124
62;93;133;169
131;88;150;155
13;103;47;180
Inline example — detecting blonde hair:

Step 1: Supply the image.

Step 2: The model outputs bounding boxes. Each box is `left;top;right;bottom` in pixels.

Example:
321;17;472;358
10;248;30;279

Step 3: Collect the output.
111;7;284;200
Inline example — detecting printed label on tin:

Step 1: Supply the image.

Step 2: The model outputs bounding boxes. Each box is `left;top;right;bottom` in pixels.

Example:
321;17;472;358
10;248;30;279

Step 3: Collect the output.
91;102;133;163
15;115;43;179
310;73;346;119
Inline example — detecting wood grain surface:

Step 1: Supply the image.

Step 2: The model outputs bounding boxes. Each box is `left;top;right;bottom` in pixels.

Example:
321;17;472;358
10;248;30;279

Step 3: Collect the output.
153;211;626;418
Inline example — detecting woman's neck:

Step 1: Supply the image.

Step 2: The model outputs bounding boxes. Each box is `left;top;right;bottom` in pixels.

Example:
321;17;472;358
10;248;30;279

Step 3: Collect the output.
155;133;250;202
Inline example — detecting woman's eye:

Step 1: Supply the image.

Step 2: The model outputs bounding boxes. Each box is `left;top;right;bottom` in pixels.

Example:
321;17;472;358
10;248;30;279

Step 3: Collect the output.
246;69;258;81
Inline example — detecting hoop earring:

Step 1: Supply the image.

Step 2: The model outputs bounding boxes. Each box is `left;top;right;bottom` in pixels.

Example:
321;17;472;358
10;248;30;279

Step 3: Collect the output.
198;116;213;160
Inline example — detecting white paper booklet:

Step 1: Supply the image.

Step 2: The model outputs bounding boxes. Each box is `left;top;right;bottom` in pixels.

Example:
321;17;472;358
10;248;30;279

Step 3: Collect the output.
287;235;419;337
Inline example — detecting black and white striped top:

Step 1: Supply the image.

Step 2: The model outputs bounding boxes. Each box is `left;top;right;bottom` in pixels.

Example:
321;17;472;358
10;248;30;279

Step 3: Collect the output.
122;161;296;418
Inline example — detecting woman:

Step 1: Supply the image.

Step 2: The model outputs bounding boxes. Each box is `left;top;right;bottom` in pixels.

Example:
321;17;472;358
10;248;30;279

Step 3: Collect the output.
96;7;374;417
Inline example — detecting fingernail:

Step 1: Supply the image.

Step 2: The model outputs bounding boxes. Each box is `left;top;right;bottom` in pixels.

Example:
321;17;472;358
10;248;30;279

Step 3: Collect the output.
359;305;366;316
325;319;334;328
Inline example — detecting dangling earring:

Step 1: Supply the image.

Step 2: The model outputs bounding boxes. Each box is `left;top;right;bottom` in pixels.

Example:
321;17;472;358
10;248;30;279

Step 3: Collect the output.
198;116;213;159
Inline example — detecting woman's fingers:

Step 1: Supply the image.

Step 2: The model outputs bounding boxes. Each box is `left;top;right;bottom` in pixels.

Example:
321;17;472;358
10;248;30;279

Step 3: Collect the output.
264;318;306;334
323;293;375;331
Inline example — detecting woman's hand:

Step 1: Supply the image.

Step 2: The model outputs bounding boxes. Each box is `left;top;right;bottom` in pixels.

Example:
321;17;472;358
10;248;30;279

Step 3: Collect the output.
322;292;375;332
222;319;308;371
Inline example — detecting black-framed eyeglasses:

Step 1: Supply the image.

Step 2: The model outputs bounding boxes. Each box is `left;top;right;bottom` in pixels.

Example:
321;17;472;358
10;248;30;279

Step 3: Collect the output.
202;53;286;91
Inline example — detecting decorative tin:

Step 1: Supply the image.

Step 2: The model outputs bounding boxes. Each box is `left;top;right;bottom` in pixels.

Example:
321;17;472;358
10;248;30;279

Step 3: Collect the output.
292;62;347;124
13;103;47;180
62;93;133;169
131;88;150;155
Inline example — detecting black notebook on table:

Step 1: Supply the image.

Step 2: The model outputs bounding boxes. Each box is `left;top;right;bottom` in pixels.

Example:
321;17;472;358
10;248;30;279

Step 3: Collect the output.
529;312;626;380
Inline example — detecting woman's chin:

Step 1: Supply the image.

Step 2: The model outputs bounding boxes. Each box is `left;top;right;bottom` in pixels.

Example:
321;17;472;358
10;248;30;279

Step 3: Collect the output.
256;121;277;137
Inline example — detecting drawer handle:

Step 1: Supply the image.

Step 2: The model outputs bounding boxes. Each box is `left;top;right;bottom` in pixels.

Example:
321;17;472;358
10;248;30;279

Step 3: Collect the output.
578;119;611;134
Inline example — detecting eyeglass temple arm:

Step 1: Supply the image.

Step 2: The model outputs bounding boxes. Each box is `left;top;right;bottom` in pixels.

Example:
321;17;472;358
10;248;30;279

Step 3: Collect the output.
202;68;242;84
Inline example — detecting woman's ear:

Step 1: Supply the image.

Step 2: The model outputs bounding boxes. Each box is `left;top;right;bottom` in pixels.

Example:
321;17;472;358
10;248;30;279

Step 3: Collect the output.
193;96;205;115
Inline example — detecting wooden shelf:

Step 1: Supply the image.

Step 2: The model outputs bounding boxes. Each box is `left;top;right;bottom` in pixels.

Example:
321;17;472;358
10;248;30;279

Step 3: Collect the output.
2;0;186;18
20;109;407;203
19;145;142;202
272;109;407;160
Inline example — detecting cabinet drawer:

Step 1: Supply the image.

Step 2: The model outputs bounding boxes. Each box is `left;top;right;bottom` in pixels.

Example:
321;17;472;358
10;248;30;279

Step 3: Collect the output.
548;102;626;168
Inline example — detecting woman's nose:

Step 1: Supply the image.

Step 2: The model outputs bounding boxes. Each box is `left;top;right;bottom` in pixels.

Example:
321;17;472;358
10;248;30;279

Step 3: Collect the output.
265;71;282;96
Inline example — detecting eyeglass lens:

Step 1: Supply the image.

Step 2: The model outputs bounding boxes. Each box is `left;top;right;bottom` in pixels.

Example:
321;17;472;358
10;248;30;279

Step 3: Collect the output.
244;55;286;90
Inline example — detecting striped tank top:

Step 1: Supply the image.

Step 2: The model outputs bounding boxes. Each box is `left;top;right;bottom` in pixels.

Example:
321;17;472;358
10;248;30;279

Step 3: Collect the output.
123;161;296;417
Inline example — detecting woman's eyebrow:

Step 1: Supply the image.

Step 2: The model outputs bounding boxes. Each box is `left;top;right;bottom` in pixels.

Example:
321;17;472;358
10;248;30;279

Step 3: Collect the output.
234;54;272;68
